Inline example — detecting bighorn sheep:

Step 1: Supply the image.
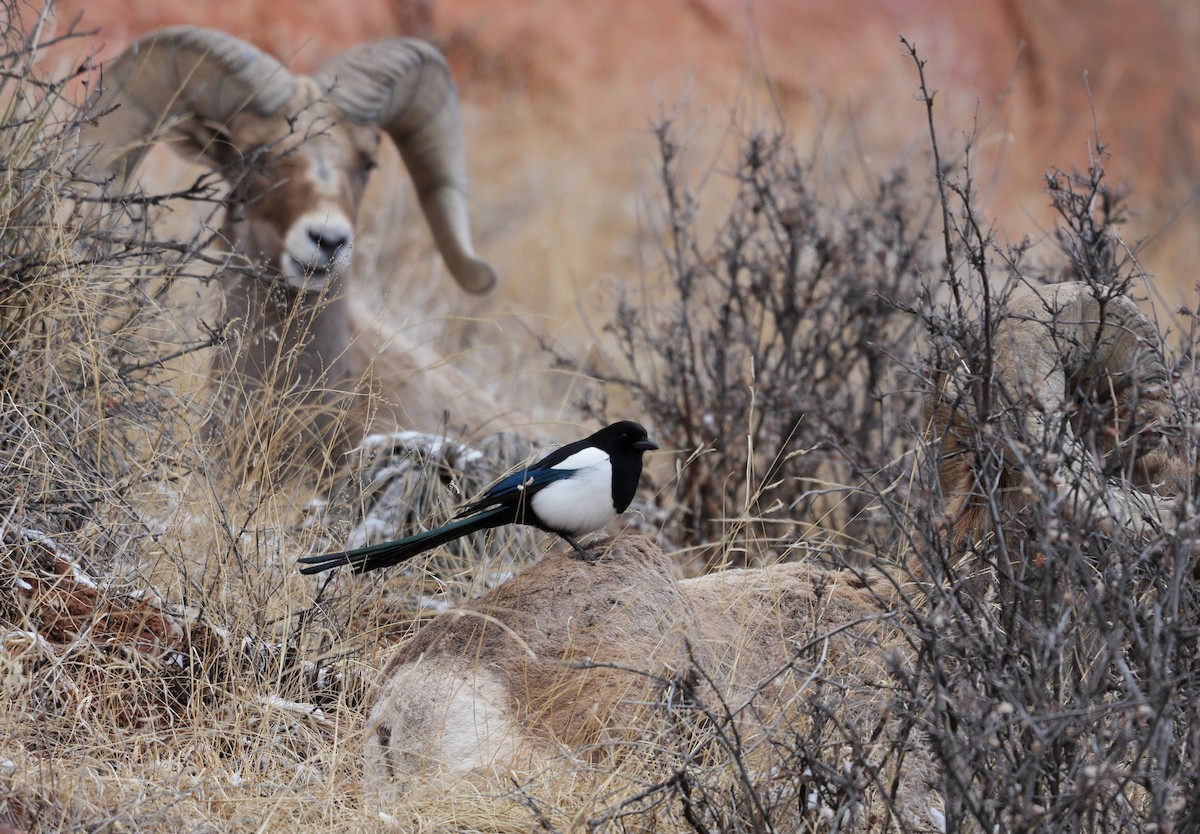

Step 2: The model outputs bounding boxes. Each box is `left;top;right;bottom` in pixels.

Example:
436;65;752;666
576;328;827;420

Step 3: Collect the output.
927;281;1187;543
360;536;937;829
79;27;499;469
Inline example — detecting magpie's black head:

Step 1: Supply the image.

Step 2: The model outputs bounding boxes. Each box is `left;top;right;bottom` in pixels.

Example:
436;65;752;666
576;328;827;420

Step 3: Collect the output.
594;420;659;455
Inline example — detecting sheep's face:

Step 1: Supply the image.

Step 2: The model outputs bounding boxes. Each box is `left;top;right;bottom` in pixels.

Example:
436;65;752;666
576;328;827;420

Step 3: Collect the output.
213;101;380;295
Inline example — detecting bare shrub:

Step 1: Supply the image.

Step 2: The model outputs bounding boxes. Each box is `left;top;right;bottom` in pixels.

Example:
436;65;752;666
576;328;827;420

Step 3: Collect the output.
541;41;1200;834
879;42;1200;834
568;118;931;566
0;16;226;551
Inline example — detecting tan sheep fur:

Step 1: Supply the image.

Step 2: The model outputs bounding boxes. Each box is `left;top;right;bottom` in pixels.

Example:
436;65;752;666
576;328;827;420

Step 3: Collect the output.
362;537;933;829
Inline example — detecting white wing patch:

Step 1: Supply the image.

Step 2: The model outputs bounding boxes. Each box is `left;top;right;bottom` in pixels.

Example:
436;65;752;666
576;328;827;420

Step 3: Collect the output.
531;448;615;534
552;447;610;471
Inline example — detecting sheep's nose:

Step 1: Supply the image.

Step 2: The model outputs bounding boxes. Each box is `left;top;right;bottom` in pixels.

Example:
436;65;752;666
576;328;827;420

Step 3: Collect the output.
309;228;349;256
286;213;355;273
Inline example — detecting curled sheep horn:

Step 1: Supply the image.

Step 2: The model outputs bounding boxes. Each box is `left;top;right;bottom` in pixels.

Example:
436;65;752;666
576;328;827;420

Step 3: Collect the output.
315;39;497;295
929;281;1184;542
82;26;297;183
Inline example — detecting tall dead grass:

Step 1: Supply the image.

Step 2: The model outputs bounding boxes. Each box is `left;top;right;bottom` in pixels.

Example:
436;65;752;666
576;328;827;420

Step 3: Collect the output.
0;9;545;831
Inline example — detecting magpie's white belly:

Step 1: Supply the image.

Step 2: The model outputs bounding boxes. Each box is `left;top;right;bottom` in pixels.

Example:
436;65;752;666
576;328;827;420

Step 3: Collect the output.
531;451;615;534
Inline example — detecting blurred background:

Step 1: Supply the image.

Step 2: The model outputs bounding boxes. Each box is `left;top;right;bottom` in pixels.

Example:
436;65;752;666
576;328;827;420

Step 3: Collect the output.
30;0;1200;431
49;0;1200;300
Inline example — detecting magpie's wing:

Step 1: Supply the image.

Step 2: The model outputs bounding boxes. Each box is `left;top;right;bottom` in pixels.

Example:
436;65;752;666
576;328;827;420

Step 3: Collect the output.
454;465;576;518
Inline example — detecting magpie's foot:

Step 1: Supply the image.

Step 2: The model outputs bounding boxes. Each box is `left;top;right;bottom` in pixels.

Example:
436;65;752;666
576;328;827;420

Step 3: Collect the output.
562;533;598;564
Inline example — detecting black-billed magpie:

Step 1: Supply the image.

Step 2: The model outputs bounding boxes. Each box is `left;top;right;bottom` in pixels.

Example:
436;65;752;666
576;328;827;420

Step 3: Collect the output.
298;420;658;575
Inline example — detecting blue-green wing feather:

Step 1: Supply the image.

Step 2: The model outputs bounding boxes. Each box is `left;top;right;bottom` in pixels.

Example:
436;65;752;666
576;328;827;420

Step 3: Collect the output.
453;466;575;517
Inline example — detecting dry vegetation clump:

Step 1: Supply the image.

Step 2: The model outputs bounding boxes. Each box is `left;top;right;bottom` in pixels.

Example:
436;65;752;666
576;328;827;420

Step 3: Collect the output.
0;9;539;831
868;47;1200;833
567;118;932;567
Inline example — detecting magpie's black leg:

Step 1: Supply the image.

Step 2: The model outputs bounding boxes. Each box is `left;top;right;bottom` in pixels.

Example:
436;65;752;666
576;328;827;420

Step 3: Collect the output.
561;533;597;563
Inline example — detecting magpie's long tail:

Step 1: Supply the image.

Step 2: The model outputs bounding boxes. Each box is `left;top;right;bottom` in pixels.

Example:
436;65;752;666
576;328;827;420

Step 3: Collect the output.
297;508;507;576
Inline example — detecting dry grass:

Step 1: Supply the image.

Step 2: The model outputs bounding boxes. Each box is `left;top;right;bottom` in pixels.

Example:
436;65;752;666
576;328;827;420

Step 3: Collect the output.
0;13;548;831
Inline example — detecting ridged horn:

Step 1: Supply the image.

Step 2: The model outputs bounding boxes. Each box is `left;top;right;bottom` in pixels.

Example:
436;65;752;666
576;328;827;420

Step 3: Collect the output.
82;26;297;183
995;282;1168;424
935;281;1178;540
315;39;497;295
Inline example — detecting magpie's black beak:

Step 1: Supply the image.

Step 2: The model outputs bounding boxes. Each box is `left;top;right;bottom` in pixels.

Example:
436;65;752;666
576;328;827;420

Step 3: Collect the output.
633;437;659;451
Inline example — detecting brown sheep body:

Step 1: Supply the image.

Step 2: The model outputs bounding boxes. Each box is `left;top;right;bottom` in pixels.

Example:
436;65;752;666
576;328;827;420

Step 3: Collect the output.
361;537;935;830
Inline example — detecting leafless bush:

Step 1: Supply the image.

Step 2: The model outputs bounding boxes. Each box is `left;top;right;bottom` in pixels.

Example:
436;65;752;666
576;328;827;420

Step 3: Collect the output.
879;42;1200;834
0;0;347;709
0;12;226;551
570;118;931;565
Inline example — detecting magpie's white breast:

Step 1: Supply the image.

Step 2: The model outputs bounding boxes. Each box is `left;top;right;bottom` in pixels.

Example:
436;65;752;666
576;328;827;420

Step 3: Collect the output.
530;447;617;534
